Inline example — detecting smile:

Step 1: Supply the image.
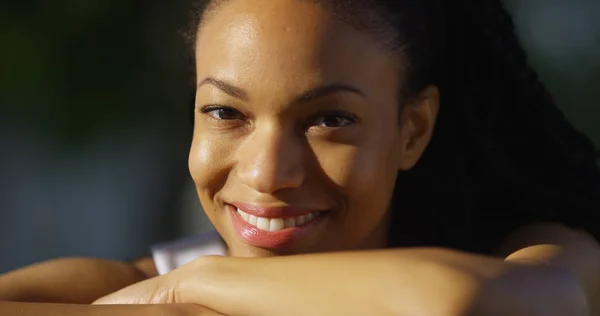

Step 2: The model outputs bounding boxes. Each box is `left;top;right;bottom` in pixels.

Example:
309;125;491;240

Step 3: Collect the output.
235;208;321;232
227;203;327;249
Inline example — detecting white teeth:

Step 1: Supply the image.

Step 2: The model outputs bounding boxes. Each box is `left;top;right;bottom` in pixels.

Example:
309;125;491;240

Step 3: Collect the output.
237;208;249;221
235;208;320;232
249;215;258;226
306;213;314;222
296;215;306;226
284;217;296;229
269;218;285;232
256;217;270;230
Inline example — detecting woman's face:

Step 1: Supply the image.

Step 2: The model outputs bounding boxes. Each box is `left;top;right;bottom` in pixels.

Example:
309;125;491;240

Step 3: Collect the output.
189;0;437;257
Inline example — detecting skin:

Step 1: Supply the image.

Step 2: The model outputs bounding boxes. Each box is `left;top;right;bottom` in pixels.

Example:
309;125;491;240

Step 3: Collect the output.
95;245;594;316
189;0;436;257
0;258;151;304
0;302;223;316
1;0;599;315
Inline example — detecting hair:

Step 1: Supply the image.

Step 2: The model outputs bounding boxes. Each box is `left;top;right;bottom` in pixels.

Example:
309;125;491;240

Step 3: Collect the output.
186;0;600;254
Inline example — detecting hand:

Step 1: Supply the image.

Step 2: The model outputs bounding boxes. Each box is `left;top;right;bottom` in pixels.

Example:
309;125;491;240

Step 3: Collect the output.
91;274;179;305
92;256;222;306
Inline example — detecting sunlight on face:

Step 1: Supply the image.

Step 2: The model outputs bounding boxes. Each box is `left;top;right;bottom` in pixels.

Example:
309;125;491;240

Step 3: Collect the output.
189;0;408;257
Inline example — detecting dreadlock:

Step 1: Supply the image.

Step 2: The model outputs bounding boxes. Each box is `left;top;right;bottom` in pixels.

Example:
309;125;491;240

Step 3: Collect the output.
186;0;600;254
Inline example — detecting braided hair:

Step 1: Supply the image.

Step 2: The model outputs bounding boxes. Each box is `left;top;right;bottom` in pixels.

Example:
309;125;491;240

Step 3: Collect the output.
186;0;600;254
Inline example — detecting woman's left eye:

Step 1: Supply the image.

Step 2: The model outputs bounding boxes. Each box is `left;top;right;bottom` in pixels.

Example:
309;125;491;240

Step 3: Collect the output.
201;106;245;120
310;111;357;128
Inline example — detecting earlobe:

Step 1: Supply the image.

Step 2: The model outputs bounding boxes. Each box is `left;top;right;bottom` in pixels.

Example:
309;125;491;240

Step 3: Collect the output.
397;85;440;171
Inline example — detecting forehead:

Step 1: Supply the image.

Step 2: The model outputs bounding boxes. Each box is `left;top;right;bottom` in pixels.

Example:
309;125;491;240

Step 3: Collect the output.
200;0;333;38
196;0;339;69
194;0;400;101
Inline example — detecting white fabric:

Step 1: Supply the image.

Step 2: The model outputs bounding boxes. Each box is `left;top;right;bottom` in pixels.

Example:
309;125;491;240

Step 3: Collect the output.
151;231;226;275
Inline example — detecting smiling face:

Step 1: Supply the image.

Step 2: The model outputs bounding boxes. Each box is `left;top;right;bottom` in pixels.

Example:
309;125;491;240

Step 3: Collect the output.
189;0;438;257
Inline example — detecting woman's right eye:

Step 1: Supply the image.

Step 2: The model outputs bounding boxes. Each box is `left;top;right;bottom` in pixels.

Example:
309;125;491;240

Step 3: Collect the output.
200;106;245;121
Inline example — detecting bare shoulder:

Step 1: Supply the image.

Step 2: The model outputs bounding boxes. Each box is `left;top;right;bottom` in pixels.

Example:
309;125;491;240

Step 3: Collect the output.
493;222;600;315
494;222;599;257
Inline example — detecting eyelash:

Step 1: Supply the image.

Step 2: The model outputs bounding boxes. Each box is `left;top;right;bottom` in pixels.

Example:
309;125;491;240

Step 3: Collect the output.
307;110;358;128
200;105;247;121
199;105;358;128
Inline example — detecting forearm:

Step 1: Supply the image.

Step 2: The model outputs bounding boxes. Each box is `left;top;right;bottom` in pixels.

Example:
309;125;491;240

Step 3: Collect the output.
188;248;587;316
0;258;147;304
0;301;222;316
184;249;501;316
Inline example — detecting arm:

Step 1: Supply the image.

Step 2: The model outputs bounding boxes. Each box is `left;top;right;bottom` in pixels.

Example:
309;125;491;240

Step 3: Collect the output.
187;249;587;316
208;224;596;316
0;257;157;304
96;224;599;316
0;301;223;316
495;222;600;315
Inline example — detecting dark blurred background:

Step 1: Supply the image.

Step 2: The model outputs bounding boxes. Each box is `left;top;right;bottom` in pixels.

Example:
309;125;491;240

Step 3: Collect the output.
0;0;599;273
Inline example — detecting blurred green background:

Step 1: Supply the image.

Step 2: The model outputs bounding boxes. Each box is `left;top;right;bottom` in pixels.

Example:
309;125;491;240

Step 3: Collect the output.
0;0;598;273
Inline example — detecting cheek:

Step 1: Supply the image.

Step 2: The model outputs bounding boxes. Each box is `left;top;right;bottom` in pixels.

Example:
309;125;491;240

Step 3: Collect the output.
188;133;233;197
313;127;400;212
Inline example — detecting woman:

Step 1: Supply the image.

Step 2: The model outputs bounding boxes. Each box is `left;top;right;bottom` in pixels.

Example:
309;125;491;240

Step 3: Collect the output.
1;0;599;315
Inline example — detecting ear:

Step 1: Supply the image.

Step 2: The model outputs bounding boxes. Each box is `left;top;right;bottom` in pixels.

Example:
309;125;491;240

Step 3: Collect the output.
397;85;440;171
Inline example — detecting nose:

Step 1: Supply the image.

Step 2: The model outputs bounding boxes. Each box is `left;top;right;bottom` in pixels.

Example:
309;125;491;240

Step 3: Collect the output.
236;123;305;194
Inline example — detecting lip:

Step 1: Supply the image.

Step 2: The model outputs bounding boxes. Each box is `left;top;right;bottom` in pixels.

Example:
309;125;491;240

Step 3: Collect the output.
227;204;325;249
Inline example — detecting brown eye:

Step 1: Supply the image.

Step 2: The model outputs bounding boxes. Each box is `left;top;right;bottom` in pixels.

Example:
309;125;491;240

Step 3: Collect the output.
201;106;245;120
310;110;357;128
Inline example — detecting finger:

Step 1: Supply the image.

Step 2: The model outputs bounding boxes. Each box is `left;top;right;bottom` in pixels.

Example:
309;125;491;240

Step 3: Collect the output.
92;276;179;305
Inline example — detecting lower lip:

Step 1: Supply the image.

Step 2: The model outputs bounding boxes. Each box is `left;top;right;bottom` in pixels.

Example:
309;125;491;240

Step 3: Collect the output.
228;205;324;249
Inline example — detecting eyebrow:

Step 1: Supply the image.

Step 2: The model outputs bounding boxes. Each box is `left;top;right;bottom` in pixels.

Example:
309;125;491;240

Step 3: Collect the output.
297;84;366;103
197;77;365;102
198;77;249;101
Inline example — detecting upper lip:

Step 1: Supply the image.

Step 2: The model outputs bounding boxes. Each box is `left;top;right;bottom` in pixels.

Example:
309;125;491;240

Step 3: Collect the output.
229;201;327;218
